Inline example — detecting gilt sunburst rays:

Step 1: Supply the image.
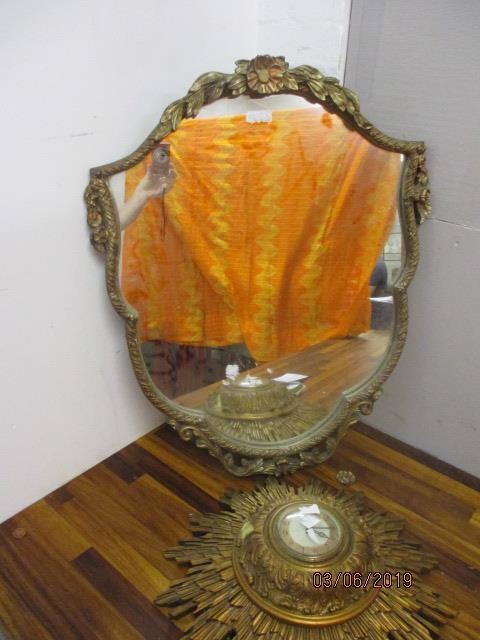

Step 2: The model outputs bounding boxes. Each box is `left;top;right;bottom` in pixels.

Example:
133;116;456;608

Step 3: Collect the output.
156;479;456;639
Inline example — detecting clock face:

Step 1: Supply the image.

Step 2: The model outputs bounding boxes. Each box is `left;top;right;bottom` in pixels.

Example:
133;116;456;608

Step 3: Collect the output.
274;502;344;561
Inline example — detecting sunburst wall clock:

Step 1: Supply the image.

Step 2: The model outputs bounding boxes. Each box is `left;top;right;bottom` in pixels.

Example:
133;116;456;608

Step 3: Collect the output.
156;479;456;639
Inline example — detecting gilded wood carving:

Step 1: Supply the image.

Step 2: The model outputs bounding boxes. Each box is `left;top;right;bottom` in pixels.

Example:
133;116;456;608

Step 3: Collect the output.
156;480;455;639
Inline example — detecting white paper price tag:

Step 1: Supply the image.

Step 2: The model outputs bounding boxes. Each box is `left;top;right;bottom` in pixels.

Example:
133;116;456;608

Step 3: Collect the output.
246;110;272;123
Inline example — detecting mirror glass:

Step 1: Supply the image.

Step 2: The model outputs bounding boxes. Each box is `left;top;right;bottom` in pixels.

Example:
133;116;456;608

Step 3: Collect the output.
110;95;404;441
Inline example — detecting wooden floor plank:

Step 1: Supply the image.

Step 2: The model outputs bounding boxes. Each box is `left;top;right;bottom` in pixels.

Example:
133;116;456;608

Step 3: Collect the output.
353;422;480;492
0;571;53;640
58;498;172;601
347;429;480;506
0;536;83;640
470;509;480;529
0;520;142;640
72;548;182;640
138;430;255;497
65;472;185;581
85;464;192;546
103;451;145;485
117;443;222;514
44;484;74;509
16;499;91;562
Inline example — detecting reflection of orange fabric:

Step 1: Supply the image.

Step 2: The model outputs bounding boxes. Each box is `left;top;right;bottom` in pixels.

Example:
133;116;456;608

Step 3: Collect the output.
121;107;401;362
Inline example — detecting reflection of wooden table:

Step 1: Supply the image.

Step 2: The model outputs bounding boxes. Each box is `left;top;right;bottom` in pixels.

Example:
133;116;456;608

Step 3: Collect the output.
177;330;390;412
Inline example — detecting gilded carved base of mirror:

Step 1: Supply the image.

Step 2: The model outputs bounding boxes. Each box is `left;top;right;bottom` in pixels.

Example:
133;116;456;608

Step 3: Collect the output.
167;394;374;476
203;376;326;442
156;479;456;639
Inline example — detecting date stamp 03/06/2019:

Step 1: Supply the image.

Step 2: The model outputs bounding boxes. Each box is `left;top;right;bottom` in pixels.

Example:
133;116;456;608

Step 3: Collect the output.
312;571;413;590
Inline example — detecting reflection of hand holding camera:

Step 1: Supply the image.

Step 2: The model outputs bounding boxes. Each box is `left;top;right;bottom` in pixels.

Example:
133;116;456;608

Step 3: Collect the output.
150;146;171;174
118;143;176;230
140;144;176;199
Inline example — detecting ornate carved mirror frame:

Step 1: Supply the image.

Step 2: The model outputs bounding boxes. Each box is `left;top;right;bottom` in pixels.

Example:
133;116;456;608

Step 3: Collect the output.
85;55;430;476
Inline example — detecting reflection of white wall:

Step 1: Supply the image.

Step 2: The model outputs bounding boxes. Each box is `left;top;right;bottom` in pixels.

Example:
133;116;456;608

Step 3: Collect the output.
198;94;314;117
346;0;480;476
383;216;402;286
0;0;351;521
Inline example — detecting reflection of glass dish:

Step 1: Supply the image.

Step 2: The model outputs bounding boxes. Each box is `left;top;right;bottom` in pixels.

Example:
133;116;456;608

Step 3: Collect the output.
211;376;297;418
203;375;326;442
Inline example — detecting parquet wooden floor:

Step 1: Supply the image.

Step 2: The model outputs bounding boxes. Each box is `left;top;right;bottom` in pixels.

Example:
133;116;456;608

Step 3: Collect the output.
0;424;479;639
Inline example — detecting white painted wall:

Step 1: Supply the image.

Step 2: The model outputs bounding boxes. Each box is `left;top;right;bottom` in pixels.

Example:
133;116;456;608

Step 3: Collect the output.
257;0;351;78
0;0;260;524
346;0;480;476
0;0;351;522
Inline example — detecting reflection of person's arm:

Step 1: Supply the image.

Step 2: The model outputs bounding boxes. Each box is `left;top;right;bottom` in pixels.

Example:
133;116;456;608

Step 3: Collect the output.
118;175;151;230
118;168;176;230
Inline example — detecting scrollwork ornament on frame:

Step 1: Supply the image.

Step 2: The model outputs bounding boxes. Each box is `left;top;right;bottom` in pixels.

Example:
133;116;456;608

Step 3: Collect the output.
85;176;110;253
86;55;431;476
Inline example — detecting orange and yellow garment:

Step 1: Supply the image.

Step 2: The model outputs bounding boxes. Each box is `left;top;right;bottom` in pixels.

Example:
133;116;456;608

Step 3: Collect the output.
121;107;401;362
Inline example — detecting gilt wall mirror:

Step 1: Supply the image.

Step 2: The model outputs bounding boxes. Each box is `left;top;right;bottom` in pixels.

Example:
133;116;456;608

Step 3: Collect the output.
86;55;430;476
